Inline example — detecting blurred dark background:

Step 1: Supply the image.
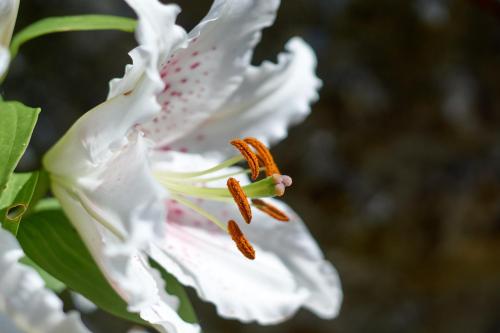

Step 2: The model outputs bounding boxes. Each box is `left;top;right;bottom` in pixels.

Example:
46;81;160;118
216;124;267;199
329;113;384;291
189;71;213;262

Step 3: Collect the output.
4;0;500;332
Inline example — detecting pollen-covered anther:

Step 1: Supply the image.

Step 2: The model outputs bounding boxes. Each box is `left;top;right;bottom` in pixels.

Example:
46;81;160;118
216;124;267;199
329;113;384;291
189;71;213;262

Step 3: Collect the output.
251;199;290;222
228;220;256;260
243;137;281;176
227;177;252;224
272;174;293;197
230;139;260;180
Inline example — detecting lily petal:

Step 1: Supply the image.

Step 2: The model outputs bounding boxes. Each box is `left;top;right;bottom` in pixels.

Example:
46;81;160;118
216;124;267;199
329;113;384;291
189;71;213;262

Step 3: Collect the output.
140;0;281;146
170;37;322;155
0;46;9;77
191;197;342;321
47;130;198;331
109;0;187;98
149;199;309;325
0;0;19;77
47;129;166;257
0;0;19;47
245;199;343;319
0;228;90;333
41;2;194;331
150;152;340;323
52;184;200;333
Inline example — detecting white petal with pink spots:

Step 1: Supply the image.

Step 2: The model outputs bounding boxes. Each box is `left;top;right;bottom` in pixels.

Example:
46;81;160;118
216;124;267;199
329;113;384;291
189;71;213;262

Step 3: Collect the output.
44;0;335;330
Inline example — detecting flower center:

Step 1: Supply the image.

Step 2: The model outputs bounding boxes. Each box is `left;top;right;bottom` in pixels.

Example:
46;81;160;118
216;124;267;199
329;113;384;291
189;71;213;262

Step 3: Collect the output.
154;137;293;260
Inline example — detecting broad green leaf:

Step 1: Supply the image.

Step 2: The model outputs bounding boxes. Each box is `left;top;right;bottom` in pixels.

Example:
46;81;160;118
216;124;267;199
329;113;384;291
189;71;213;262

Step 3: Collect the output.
16;199;146;326
150;259;198;324
0;171;47;235
0;101;40;196
10;15;137;58
19;256;66;293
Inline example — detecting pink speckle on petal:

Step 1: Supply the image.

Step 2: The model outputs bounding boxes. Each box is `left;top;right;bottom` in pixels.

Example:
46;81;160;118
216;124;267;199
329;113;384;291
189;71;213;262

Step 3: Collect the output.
171;91;182;97
163;83;171;92
190;62;200;69
192;51;199;56
173;208;184;216
158;145;172;151
181;78;188;84
175;67;182;73
179;147;188;153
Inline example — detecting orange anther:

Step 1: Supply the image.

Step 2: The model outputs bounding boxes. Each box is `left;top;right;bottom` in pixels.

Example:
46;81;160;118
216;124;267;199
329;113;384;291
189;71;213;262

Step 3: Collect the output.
251;199;290;222
243;137;280;176
227;177;252;224
230;139;260;180
228;220;256;260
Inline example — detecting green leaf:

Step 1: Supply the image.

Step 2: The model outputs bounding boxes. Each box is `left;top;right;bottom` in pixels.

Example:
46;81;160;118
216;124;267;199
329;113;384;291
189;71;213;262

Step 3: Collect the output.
150;259;198;324
10;15;137;58
0;171;48;235
19;256;66;293
16;199;146;326
0;101;40;196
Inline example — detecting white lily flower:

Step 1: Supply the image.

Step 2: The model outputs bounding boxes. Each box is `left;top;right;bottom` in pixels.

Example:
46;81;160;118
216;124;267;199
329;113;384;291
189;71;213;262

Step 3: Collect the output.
0;228;90;333
0;0;19;77
44;0;342;329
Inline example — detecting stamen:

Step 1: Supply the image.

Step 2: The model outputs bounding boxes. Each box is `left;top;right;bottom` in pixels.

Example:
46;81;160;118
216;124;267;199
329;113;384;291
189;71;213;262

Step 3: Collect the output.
181;167;265;184
227;177;252;224
243;137;280;176
227;220;256;260
155;155;243;179
251;199;290;222
169;194;227;231
230;139;260;180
